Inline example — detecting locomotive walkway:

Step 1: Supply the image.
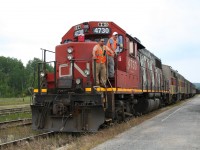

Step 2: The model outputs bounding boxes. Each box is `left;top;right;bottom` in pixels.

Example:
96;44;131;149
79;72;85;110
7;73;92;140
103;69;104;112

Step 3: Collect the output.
92;95;200;150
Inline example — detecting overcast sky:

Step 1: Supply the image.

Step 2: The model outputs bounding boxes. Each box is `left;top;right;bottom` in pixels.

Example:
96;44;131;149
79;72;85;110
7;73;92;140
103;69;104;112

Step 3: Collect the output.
0;0;200;83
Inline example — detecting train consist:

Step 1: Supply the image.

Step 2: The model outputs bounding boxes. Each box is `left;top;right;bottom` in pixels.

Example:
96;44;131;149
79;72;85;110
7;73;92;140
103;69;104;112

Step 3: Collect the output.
31;21;196;132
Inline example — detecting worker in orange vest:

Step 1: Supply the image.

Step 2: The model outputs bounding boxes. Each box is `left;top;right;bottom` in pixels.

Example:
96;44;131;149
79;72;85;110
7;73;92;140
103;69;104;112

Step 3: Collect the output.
106;32;118;78
92;38;114;86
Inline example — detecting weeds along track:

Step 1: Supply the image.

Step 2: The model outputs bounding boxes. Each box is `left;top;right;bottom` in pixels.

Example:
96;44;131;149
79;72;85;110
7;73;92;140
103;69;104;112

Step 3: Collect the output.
0;118;32;129
0;131;55;149
0;121;87;150
0;108;30;116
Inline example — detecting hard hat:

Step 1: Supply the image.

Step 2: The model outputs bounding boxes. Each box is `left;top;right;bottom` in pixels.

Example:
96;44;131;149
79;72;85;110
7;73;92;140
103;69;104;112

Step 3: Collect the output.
112;32;118;36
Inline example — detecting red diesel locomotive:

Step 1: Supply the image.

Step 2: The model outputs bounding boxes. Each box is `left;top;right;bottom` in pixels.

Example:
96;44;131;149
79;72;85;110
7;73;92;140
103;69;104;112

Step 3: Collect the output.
31;21;195;132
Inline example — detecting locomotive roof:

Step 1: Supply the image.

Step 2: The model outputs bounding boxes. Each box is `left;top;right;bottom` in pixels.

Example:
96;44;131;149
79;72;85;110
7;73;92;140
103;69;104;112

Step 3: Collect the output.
126;33;145;49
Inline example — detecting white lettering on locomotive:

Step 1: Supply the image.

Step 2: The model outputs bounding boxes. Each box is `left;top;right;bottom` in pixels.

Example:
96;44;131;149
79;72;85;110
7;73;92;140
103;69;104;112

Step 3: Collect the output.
93;28;110;34
74;24;81;30
59;63;90;78
59;63;72;77
74;63;90;77
98;22;109;27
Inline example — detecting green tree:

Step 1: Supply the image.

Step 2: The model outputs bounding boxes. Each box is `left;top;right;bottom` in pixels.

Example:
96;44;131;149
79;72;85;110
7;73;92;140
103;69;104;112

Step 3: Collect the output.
25;57;54;92
0;56;25;97
0;56;54;97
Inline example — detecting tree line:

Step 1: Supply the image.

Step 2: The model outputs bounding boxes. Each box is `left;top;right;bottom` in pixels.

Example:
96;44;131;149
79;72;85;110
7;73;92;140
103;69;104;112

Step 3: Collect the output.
0;56;53;97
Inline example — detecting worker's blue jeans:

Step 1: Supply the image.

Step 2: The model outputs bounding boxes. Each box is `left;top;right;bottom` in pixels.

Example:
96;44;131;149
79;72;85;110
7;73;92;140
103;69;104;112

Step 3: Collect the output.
108;55;114;78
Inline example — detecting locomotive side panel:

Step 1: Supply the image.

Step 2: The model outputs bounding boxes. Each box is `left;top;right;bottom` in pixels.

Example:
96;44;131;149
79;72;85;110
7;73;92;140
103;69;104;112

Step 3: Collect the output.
139;49;163;92
116;52;140;88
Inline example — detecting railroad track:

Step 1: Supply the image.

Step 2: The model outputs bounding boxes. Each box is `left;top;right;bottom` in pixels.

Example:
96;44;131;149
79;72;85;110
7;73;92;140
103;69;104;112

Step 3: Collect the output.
0;131;55;149
0;118;32;129
0;107;31;116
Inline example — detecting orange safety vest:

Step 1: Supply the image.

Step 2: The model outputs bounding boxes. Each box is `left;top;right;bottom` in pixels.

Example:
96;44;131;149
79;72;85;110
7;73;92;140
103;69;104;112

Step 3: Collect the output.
95;45;106;63
107;37;118;56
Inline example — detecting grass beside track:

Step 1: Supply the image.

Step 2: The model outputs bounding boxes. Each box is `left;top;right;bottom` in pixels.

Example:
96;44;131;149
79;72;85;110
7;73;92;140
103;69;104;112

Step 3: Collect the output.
0;97;31;106
0;97;32;122
0;125;43;145
0;113;31;122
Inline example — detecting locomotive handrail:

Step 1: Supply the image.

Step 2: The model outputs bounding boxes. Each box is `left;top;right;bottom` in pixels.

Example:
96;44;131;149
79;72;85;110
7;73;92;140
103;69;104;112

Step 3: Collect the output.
93;58;97;87
36;60;57;94
37;61;56;64
40;48;55;53
105;55;114;92
107;78;113;89
40;48;55;65
68;58;93;62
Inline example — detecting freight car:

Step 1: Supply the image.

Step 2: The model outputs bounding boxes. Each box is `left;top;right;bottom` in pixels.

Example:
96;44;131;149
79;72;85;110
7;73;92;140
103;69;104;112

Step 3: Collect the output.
162;64;196;104
31;21;196;132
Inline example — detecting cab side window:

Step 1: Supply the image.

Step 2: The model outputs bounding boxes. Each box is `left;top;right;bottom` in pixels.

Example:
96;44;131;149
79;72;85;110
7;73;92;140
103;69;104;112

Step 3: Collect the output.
116;35;124;53
129;41;137;57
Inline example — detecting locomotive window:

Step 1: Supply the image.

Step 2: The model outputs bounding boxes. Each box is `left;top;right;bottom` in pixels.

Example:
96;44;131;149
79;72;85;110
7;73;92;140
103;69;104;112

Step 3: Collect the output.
155;58;162;69
74;29;84;37
116;35;124;53
129;41;137;57
63;39;72;43
129;41;133;54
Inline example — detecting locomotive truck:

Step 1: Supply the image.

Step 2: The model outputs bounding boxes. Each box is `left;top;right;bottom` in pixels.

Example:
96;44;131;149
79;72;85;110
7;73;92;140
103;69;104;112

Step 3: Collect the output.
31;21;196;132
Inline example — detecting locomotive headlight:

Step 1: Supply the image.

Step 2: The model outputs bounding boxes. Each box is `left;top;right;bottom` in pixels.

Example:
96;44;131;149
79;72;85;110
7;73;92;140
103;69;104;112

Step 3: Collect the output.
76;78;81;84
40;72;45;77
84;69;90;76
67;47;73;54
67;54;73;60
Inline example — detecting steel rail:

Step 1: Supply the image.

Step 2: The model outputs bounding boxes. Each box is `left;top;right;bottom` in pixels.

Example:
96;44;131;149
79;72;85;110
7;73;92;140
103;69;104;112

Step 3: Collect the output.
0;118;32;129
0;107;31;116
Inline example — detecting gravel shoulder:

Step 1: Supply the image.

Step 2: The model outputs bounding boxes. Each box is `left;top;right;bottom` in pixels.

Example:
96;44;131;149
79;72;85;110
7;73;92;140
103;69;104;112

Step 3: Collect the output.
92;95;200;150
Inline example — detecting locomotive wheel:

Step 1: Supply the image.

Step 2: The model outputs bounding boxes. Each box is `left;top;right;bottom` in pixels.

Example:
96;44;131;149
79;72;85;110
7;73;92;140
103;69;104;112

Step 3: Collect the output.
115;100;125;122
